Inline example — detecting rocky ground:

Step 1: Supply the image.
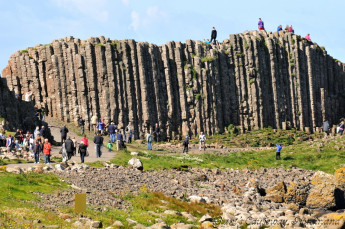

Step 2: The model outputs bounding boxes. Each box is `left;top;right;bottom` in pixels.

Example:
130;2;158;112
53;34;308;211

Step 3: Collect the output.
8;160;342;229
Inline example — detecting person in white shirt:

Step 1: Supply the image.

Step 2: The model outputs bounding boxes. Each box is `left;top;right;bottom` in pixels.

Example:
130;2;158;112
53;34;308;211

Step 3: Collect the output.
199;132;206;151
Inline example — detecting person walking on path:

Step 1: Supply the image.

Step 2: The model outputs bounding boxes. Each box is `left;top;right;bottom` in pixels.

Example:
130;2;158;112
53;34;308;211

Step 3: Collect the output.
43;139;51;164
182;136;189;154
108;122;116;143
6;134;14;152
98;120;105;134
81;134;89;148
91;114;98;134
94;132;104;158
116;131;123;151
305;34;311;41
78;141;87;163
210;27;217;44
276;144;282;160
277;25;282;33
199;132;206;151
258;18;265;31
125;124;132;143
65;137;74;160
107;140;113;152
33;138;42;163
154;123;160;142
60;125;69;144
323;120;330;138
72;137;77;155
338;121;345;136
146;131;153;150
78;116;85;135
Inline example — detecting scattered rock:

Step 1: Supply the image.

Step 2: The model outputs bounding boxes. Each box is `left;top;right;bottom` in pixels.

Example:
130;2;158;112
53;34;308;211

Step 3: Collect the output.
128;158;143;170
265;181;286;203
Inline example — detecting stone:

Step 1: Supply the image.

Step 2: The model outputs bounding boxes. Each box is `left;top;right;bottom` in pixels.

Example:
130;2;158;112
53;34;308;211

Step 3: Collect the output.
163;210;181;216
112;221;124;227
55;164;66;171
149;223;170;229
284;181;310;206
306;171;340;209
91;221;103;228
6;166;23;174
3;34;344;138
170;223;197;229
126;218;137;224
265;181;286;203
131;152;139;156
188;195;206;203
128;158;143;170
199;214;212;222
200;221;214;228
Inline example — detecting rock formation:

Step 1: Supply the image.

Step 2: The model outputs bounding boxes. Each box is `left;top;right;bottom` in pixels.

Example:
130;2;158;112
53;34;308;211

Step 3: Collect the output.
2;31;345;139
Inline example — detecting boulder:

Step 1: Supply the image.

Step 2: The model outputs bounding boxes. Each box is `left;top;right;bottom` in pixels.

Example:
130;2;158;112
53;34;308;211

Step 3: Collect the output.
6;166;23;174
284;181;310;206
306;171;341;210
265;181;286;203
128;158;143;170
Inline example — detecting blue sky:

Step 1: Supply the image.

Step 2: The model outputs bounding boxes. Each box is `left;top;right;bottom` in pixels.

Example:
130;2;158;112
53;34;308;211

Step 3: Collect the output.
1;0;345;73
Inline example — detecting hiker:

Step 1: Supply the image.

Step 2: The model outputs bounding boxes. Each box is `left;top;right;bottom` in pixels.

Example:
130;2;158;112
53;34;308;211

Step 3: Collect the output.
78;141;88;163
125;124;132;143
258;18;265;31
183;136;189;154
71;137;77;155
40;126;46;142
98;120;105;134
108;122;116;143
107;140;113;152
78;116;85;135
34;126;40;139
288;25;294;33
61;143;68;162
6;134;14;152
323;120;330;137
65;137;74;160
60;125;69;144
146;131;153;150
305;34;311;41
94;132;104;158
14;129;23;147
91;114;98;134
154;123;160;142
285;25;289;31
116;131;123;151
33;138;42;163
338;121;345;136
210;27;217;44
277;25;282;33
81;134;89;148
0;131;6;147
199;132;206;151
43;139;51;164
276;143;282;160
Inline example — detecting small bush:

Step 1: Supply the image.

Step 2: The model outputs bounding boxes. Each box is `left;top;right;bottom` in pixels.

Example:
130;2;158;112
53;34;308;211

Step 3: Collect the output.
249;78;255;84
96;43;105;47
201;56;214;62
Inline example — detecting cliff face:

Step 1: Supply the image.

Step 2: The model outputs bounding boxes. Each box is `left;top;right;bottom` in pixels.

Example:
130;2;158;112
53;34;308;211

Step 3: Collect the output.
2;31;345;139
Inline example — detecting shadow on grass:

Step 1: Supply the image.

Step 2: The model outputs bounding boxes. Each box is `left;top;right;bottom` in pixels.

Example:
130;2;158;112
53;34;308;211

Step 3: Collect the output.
283;156;294;161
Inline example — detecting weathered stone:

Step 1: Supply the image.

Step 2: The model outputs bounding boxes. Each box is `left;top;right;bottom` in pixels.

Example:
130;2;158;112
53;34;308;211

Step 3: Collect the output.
306;171;339;209
3;34;345;138
265;181;286;203
128;158;143;170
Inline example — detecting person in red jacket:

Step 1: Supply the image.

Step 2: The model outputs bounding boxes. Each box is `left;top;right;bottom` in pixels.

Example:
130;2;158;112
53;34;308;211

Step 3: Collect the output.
43;139;51;164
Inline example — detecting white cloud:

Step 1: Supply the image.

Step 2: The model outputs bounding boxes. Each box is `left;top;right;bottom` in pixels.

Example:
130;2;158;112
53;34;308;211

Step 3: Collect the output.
51;0;109;22
130;11;140;31
130;6;168;31
121;0;130;6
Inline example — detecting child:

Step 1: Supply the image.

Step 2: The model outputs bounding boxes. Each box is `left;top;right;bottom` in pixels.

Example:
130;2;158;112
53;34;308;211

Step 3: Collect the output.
107;140;113;152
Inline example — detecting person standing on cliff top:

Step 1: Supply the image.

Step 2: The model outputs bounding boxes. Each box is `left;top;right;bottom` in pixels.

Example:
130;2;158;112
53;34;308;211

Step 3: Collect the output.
210;27;217;44
258;18;265;31
277;25;282;33
305;34;311;41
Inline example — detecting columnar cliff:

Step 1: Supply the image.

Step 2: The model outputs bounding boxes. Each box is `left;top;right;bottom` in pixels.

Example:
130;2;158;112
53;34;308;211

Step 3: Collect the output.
2;31;345;139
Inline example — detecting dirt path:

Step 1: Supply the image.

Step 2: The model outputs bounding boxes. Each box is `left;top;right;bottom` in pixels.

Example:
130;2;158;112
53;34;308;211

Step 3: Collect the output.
6;117;115;168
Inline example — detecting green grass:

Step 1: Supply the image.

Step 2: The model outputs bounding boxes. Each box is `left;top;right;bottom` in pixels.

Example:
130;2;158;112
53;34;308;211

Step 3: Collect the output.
0;173;70;226
201;56;214;62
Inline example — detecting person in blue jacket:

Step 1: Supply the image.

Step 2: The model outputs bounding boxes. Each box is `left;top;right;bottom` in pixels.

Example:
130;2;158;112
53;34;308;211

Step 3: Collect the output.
277;25;282;33
276;144;282;160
